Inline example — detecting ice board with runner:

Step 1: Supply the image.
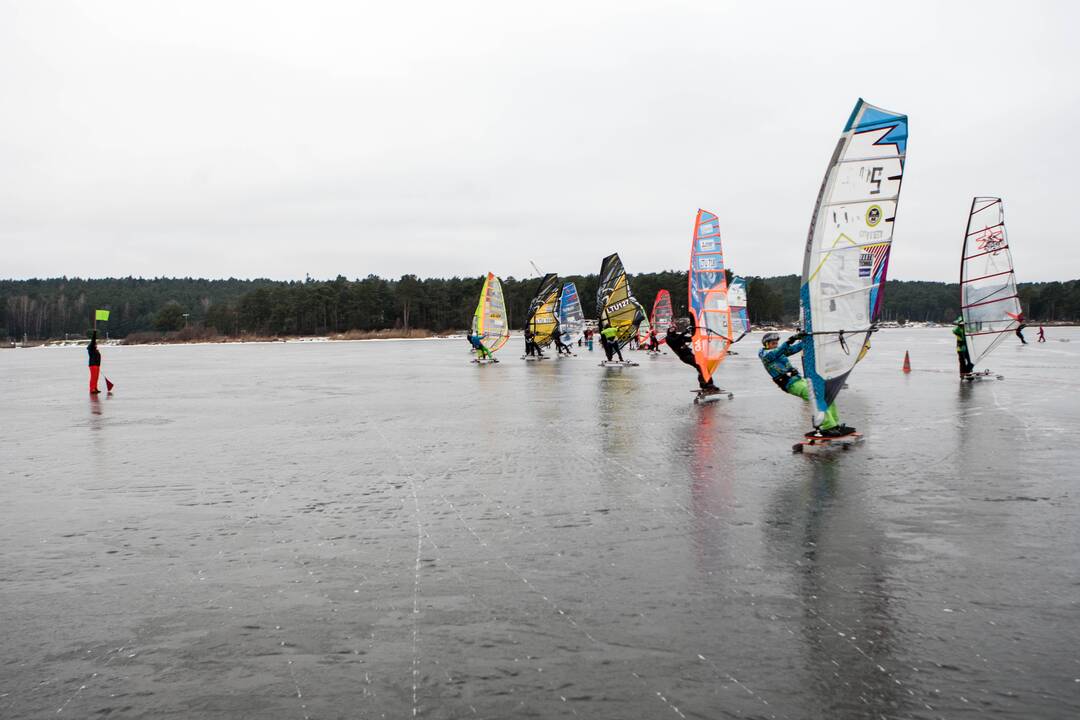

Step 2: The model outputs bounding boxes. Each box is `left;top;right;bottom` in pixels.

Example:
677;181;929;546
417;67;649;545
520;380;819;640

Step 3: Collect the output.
692;388;733;404
792;432;865;454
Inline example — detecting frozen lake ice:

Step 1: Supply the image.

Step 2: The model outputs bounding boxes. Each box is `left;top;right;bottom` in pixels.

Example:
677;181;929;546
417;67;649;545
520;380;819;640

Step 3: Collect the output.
2;328;1078;718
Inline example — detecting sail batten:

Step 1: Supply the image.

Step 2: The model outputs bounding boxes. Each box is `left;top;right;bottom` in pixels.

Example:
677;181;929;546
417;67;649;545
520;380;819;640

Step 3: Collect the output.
801;99;908;422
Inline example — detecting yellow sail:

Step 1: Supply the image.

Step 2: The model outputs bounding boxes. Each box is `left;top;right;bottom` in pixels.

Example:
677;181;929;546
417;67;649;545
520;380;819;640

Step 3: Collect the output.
472;272;510;353
526;273;561;346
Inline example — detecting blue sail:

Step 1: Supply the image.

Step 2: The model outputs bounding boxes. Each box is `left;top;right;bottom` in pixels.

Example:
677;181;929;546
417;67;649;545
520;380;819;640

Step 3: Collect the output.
557;282;584;345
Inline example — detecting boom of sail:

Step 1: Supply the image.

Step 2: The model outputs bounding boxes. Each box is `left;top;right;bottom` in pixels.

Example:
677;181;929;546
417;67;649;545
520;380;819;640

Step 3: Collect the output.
557;282;585;346
472;272;510;353
689;209;732;382
596;253;644;349
800;98;908;424
961;197;1021;368
526;273;561;347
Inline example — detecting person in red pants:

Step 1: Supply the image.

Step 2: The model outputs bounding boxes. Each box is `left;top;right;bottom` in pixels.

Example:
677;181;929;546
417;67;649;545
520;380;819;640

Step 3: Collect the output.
88;330;102;393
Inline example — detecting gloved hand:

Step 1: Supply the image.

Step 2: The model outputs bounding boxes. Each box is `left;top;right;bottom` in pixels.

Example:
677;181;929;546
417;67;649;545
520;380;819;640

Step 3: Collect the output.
786;334;802;345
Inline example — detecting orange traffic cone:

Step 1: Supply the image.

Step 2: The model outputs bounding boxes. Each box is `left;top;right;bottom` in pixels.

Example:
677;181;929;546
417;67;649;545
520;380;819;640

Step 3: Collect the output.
902;350;911;373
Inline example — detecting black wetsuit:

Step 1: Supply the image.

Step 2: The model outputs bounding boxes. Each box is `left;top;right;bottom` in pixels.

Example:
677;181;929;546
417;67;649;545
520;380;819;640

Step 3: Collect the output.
87;333;101;367
666;327;716;390
954;323;975;375
524;330;543;357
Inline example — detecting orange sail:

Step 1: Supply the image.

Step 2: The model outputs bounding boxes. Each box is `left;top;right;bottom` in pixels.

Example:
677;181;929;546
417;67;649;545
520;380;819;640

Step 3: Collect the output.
689;209;731;382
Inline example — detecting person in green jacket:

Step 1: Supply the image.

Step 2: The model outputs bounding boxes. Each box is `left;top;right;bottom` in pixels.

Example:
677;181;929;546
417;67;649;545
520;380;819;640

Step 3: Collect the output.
599;325;624;362
954;316;974;376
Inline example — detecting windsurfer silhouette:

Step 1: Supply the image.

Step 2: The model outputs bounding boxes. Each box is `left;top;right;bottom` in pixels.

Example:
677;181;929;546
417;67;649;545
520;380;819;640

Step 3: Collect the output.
647;328;660;352
524;328;543;357
1014;312;1027;344
552;329;573;356
87;330;102;393
759;332;852;437
665;319;719;394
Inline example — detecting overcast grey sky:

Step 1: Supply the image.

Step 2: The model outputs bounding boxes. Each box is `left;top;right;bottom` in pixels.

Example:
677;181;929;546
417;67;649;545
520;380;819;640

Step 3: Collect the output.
2;0;1077;282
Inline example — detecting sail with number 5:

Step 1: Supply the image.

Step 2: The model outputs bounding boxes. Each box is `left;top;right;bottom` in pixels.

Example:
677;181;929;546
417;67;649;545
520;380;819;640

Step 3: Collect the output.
728;276;749;343
689;209;731;382
597;253;645;349
472;272;510;353
801;99;908;425
961;197;1021;368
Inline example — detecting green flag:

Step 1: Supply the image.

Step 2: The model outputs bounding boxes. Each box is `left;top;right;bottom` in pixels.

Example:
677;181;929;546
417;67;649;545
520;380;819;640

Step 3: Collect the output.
95;309;110;322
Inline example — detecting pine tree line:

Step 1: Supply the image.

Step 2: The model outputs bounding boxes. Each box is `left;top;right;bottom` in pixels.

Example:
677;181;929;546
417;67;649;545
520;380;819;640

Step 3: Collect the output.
2;274;1078;340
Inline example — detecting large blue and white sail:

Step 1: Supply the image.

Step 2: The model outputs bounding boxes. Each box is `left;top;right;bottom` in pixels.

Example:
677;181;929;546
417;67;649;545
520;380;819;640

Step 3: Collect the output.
801;99;908;424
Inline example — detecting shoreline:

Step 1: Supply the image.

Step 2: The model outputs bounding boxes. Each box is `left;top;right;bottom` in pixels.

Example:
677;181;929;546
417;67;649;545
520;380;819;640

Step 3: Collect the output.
6;322;1076;350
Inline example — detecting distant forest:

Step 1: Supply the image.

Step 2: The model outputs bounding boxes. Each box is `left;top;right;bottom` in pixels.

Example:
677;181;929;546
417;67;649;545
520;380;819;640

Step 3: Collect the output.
2;274;1078;340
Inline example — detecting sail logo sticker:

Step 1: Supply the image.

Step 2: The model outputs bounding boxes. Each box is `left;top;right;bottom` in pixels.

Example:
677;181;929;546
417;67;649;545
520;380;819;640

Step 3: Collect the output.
865;205;882;227
697;257;719;270
859;252;873;278
976;227;1006;253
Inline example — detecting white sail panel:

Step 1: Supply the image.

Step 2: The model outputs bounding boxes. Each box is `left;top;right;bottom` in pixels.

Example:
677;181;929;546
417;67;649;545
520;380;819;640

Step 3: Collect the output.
801;99;908;422
961;197;1021;367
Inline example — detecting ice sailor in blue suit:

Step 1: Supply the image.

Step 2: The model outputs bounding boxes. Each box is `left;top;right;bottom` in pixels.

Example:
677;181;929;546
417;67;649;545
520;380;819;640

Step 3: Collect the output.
759;332;853;438
468;333;496;362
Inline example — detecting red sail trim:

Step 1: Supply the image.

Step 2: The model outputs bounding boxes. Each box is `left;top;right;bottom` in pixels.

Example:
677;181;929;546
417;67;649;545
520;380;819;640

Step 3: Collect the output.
962;245;1010;262
965;221;1004;237
971;199;1002;215
960;269;1015;285
967;328;1017;337
961;294;1019;310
